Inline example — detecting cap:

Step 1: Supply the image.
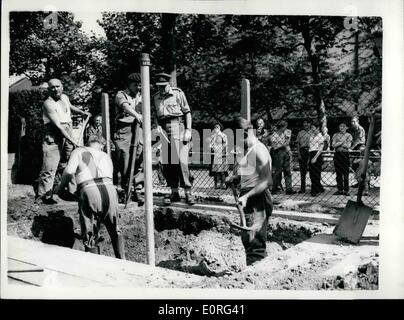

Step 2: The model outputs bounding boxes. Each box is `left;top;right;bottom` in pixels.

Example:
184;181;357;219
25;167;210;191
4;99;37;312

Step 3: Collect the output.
127;73;141;84
155;72;171;86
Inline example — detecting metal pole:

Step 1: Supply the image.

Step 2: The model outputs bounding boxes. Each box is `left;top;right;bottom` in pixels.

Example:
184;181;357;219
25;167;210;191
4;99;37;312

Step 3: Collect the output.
241;78;251;121
140;53;155;266
101;93;111;157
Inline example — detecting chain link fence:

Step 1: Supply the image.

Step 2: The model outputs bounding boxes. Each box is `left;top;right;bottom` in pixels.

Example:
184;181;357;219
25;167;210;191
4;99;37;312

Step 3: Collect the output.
151;153;380;207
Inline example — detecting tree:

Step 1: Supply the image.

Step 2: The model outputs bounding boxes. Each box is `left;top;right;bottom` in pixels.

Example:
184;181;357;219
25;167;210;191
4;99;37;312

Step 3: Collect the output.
9;11;104;107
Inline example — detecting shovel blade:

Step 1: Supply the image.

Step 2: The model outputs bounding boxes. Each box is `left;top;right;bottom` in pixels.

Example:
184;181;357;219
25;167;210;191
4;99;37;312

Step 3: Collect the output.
333;200;373;244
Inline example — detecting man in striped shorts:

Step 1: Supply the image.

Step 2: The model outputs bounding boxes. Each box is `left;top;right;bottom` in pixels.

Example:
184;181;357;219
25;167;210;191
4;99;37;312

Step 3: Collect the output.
55;135;125;259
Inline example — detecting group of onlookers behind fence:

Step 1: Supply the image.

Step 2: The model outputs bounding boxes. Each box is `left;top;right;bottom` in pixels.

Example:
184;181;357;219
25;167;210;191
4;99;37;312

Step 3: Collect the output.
204;116;380;197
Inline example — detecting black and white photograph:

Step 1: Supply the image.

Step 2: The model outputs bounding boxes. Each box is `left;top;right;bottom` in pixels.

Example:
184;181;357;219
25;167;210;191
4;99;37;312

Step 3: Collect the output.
1;0;403;302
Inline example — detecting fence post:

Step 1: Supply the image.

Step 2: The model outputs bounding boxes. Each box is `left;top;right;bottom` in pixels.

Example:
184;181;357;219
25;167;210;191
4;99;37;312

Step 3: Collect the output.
101;93;111;157
241;78;251;121
140;53;155;266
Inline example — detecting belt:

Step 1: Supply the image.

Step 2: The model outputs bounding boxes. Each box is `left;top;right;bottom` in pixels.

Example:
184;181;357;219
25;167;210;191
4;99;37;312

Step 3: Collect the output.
78;177;113;193
272;146;286;152
159;116;184;125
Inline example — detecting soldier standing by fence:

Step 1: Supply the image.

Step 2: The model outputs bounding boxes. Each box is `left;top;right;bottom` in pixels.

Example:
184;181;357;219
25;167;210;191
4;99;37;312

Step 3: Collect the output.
153;72;195;205
113;73;144;203
36;78;91;204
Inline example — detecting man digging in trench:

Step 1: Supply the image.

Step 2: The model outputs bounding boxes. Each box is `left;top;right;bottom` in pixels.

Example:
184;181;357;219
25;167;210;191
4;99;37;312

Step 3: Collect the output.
55;135;125;259
226;117;273;266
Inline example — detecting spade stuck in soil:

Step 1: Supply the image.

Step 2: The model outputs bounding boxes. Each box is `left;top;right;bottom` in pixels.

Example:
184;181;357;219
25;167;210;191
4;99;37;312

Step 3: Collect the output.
334;115;376;244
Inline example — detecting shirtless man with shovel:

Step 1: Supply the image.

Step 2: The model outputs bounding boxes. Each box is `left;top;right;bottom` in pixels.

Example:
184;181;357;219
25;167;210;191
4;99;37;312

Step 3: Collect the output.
226;117;273;266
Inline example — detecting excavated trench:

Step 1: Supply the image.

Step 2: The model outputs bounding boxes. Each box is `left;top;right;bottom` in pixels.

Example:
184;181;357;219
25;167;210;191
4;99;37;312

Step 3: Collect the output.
23;206;327;278
151;208;326;276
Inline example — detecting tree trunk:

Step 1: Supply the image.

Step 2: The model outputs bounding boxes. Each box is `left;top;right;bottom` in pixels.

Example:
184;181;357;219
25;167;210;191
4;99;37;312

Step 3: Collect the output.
301;19;327;133
161;13;177;86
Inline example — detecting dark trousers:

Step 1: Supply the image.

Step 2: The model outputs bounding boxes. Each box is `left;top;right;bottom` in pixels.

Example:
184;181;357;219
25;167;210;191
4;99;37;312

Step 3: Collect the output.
78;179;124;259
240;188;273;266
298;147;309;191
309;151;324;194
271;147;292;192
161;120;192;190
113;122;143;190
334;151;350;192
37;123;75;199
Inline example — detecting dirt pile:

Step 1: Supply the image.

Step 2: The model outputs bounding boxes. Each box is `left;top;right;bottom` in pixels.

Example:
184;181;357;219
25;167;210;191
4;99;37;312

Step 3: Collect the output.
154;208;245;276
320;257;379;290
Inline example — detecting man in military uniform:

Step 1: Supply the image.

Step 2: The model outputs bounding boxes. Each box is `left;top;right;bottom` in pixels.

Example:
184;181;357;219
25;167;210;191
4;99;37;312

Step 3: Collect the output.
113;73;144;204
153;72;195;205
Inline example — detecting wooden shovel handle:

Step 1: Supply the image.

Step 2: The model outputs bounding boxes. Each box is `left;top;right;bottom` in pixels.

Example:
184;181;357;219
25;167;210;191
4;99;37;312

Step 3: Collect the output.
357;115;376;203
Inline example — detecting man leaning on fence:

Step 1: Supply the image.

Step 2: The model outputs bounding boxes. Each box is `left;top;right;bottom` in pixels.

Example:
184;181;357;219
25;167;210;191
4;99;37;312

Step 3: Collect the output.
296;119;311;193
153;72;195;205
308;123;325;197
269;120;295;195
332;122;352;196
36;78;91;205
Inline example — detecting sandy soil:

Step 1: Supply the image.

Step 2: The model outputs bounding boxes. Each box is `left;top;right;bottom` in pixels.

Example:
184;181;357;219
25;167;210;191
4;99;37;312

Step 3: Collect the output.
7;184;379;290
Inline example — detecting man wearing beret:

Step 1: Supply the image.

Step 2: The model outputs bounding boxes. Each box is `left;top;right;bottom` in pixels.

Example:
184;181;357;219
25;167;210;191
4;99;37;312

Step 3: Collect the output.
153;72;195;205
113;73;144;204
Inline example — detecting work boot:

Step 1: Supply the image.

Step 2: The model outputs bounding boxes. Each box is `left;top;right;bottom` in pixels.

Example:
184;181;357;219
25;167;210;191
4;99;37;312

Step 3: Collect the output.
112;233;126;260
132;191;144;206
170;192;181;203
185;192;195;205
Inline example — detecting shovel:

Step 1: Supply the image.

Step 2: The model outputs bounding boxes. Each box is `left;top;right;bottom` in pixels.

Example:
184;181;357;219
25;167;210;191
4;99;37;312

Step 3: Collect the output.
228;182;261;232
124;121;142;208
333;115;376;244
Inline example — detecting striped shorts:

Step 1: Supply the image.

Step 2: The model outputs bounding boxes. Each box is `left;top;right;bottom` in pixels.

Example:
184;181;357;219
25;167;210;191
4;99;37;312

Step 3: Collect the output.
78;178;120;247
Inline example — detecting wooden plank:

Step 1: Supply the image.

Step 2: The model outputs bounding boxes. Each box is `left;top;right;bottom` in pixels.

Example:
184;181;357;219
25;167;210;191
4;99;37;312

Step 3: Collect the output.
8;236;203;288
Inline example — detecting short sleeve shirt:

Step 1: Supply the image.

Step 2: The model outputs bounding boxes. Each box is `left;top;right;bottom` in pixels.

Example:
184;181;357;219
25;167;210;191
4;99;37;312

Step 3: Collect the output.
297;130;311;149
332;132;352;152
153;87;191;120
351;125;366;146
270;130;290;150
115;90;142;123
309;132;325;152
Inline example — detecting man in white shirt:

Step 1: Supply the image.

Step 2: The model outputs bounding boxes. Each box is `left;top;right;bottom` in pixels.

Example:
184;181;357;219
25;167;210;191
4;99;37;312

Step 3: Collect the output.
55;135;125;259
36;78;91;204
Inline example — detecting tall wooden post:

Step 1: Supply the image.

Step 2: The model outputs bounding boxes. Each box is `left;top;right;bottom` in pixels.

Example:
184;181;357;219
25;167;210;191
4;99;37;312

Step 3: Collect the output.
140;53;155;266
241;78;251;121
101;93;111;157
